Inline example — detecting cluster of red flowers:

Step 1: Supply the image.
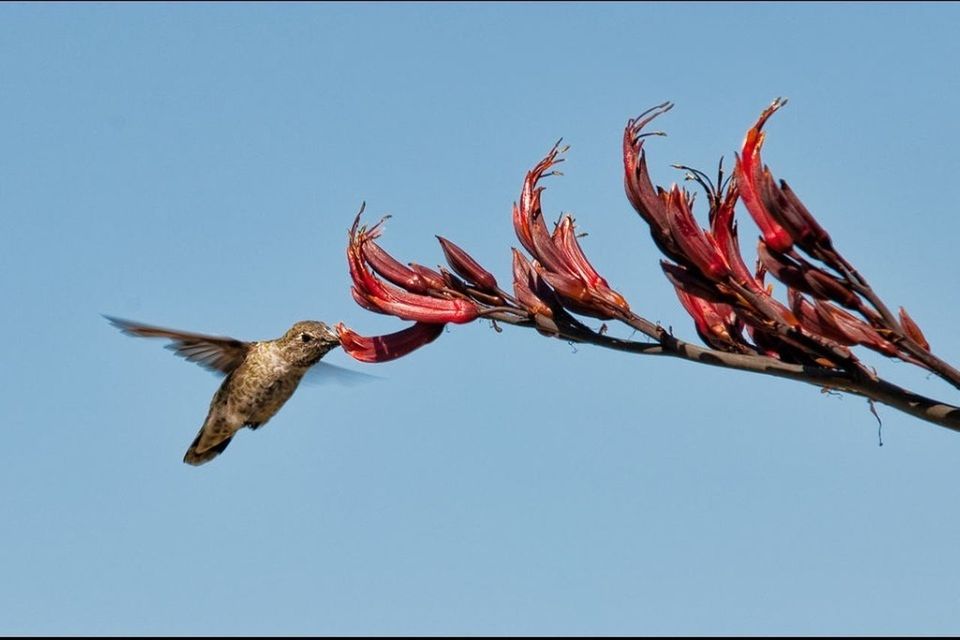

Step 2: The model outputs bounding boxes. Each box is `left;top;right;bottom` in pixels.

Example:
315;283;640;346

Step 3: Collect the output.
623;99;930;369
334;145;630;361
337;99;932;376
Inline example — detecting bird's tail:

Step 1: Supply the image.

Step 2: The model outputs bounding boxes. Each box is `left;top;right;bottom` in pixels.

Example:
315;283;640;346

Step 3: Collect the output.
183;428;233;466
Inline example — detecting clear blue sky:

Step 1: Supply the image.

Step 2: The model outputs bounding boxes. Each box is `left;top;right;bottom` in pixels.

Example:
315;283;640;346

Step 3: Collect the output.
3;2;960;635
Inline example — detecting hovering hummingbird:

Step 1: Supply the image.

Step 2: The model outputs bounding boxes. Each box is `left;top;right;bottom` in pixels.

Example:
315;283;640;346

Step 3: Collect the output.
105;316;342;465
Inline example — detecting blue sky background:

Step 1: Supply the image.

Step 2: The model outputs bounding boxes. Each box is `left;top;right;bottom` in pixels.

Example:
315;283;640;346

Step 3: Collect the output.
3;2;960;635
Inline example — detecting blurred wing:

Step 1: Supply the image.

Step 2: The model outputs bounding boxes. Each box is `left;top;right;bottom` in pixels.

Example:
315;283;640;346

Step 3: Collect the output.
105;315;251;375
303;361;381;387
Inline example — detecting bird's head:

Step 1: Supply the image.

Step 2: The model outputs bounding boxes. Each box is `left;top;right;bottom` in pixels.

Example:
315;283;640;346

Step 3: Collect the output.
279;320;341;367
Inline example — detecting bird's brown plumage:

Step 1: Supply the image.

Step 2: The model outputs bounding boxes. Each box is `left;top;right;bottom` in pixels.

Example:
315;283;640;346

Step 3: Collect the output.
106;316;340;465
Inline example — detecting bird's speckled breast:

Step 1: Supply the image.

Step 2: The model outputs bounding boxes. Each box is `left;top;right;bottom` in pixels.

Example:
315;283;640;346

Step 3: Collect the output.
223;341;307;425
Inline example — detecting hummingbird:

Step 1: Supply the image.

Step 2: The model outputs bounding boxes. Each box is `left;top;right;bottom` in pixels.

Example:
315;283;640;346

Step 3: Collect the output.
105;316;342;466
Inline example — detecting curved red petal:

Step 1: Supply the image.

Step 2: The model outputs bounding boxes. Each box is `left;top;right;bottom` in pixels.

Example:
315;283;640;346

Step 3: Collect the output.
336;322;446;363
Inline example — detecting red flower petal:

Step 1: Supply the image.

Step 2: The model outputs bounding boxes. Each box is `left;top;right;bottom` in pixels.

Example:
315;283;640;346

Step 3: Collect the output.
336;322;446;363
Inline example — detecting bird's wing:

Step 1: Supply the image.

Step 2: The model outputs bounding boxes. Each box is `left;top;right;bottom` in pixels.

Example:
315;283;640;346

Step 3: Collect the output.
303;361;381;387
104;315;251;375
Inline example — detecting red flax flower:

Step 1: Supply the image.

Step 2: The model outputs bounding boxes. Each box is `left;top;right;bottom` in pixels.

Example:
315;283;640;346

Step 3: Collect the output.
512;248;574;336
625;102;856;364
673;286;748;353
737;99;835;258
661;184;730;281
339;208;481;363
623;111;738;286
361;238;431;294
436;236;499;294
623;102;692;265
512;144;630;319
347;211;479;325
706;176;771;296
787;289;900;358
335;321;445;363
756;240;860;309
759;173;832;255
735;98;795;253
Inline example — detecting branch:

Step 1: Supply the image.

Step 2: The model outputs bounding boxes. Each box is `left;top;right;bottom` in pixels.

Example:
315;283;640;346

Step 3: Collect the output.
487;307;960;434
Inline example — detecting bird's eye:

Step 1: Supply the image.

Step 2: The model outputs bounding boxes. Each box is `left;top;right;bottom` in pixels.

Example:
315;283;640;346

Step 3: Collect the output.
301;333;313;343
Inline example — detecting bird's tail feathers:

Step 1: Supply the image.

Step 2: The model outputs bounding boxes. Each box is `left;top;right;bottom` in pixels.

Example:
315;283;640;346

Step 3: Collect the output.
183;429;233;466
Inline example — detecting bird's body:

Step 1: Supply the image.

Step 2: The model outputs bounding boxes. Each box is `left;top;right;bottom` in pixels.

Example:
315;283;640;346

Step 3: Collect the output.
106;317;341;465
185;340;314;464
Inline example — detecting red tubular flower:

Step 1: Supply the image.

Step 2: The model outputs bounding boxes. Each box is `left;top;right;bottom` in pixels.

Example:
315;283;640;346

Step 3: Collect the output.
788;289;858;346
788;289;899;357
709;181;767;294
759;176;832;254
512;146;631;319
436;236;499;293
736;98;795;253
362;240;429;294
802;268;860;310
673;286;745;353
536;268;613;320
347;213;479;324
662;185;730;281
827;310;900;358
622;103;673;232
757;241;860;309
899;307;930;350
622;103;689;264
674;287;713;340
511;248;556;318
661;262;731;304
552;217;628;309
515;168;575;278
351;286;388;315
336;321;445;363
706;179;738;259
823;304;899;357
439;267;470;295
514;143;566;261
512;202;534;258
552;217;596;283
756;241;808;290
407;263;447;291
